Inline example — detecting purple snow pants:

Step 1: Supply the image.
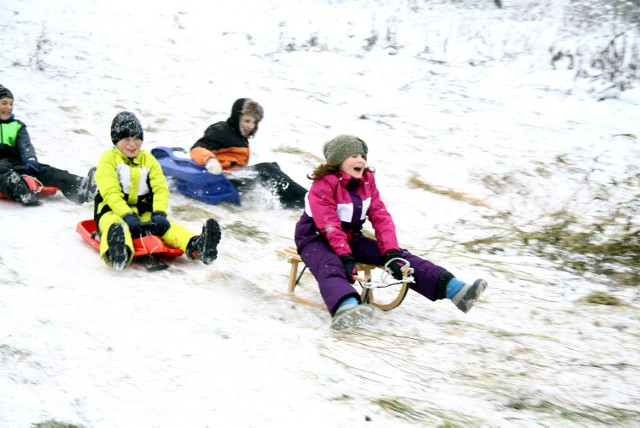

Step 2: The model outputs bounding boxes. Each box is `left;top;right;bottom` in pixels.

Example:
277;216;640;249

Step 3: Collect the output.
298;236;446;316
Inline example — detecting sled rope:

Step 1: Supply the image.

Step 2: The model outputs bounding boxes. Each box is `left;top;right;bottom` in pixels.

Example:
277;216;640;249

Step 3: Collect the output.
360;257;415;290
139;234;163;255
22;174;44;194
295;265;308;287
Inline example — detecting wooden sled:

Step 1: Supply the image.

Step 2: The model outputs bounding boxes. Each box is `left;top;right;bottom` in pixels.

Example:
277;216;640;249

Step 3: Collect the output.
275;247;411;311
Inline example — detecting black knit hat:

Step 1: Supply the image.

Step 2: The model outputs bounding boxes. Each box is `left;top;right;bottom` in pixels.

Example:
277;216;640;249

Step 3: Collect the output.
0;85;14;100
111;111;143;144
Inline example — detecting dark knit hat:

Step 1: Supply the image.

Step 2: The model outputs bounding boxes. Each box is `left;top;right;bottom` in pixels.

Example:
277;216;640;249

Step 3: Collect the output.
111;111;143;144
0;85;14;100
323;135;368;166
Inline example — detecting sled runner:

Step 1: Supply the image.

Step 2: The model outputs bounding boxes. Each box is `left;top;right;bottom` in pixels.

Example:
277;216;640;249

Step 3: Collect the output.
150;146;241;205
76;219;184;271
0;175;59;204
275;247;413;311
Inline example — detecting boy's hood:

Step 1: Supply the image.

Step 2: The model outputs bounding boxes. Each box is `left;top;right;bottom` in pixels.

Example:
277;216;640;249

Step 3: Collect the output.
225;98;248;133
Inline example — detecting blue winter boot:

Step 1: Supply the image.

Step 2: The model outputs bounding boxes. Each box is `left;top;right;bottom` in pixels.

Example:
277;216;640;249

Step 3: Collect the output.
331;297;374;332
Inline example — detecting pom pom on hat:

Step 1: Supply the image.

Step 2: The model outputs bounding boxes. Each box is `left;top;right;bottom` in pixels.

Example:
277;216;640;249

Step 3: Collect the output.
323;134;368;166
0;85;14;100
111;111;144;144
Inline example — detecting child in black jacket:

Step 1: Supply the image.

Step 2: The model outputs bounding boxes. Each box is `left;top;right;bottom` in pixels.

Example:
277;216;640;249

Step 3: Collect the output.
0;84;96;206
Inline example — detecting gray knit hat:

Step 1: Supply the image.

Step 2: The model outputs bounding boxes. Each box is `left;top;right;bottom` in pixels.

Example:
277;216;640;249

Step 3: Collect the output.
323;134;368;166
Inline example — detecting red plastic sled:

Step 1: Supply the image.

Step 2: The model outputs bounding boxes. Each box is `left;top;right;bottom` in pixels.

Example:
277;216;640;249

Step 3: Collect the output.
0;175;59;200
76;219;184;259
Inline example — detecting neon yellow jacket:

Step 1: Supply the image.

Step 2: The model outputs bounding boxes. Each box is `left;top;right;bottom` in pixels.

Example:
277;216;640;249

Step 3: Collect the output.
94;147;169;223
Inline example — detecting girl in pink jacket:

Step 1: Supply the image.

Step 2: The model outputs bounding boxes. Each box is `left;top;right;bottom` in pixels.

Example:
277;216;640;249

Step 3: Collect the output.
294;135;487;331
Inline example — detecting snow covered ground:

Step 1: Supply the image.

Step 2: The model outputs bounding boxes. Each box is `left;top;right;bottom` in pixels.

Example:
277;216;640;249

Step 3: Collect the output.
1;0;639;426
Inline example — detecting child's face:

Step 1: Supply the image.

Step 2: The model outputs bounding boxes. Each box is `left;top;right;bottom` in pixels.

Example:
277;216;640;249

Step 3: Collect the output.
116;137;143;158
0;97;14;121
239;114;259;137
340;153;367;179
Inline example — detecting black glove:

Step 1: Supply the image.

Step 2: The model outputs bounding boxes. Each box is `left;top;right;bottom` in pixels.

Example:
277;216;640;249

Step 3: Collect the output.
151;211;171;236
123;213;143;237
340;255;358;284
25;159;40;175
383;250;406;280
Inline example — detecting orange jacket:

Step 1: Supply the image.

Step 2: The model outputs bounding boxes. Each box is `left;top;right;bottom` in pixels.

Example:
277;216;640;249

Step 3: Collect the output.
190;146;249;171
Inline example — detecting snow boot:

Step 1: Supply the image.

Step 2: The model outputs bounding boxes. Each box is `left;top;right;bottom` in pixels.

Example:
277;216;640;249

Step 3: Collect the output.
77;167;97;204
186;218;221;265
330;303;374;332
451;279;488;313
107;223;128;271
5;169;40;206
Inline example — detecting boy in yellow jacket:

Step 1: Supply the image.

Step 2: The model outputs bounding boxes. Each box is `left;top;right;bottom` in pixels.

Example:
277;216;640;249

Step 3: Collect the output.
94;111;221;270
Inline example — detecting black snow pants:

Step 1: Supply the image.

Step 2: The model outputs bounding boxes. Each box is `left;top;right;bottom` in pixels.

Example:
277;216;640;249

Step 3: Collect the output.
228;162;307;209
0;159;84;203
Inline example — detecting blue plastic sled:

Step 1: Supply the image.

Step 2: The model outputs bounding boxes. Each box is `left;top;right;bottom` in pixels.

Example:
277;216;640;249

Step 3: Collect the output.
151;146;240;205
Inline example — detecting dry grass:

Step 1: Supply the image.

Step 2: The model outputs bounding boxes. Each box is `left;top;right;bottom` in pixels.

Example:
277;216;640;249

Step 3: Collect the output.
408;173;491;208
224;221;269;243
411;170;639;287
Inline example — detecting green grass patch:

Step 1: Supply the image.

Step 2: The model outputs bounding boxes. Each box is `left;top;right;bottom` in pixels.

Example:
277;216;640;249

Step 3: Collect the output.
0;344;31;359
582;291;624;306
32;421;85;428
373;398;427;422
507;398;640;425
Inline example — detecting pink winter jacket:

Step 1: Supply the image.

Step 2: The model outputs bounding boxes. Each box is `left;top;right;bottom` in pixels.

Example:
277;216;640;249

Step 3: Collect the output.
294;170;399;257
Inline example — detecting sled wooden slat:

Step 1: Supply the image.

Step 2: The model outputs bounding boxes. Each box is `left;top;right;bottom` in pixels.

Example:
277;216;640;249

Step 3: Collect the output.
276;247;371;290
275;247;409;311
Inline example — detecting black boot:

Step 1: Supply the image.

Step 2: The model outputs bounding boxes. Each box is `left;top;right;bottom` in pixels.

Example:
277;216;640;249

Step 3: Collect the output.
186;219;222;265
107;223;128;271
77;167;97;204
5;169;40;206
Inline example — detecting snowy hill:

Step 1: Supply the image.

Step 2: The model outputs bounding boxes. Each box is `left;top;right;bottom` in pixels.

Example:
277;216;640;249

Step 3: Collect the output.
1;0;639;426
